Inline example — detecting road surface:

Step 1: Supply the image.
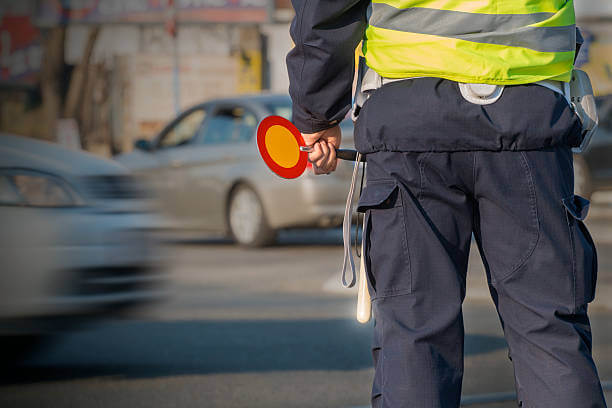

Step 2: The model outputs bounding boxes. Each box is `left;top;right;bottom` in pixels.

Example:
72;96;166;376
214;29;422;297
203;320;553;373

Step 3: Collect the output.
2;198;612;408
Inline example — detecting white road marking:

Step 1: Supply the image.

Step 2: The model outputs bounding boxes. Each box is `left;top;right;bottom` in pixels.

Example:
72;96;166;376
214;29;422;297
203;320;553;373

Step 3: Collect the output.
322;271;358;295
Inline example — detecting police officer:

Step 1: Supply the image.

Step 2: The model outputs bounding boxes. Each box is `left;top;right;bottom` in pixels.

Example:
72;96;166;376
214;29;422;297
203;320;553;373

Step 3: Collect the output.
286;0;608;407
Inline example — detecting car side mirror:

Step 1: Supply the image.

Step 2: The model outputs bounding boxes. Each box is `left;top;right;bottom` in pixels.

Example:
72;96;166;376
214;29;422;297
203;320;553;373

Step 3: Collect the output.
134;139;153;151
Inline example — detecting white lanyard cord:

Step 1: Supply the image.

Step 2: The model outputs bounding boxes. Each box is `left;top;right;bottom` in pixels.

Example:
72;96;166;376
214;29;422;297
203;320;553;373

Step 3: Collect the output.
341;153;363;288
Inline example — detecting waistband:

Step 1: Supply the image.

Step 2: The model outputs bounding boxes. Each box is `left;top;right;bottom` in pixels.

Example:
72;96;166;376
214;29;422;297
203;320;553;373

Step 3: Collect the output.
360;67;570;104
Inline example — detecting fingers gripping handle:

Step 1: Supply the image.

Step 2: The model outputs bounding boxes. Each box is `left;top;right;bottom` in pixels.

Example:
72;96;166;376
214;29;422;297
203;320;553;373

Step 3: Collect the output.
299;146;366;162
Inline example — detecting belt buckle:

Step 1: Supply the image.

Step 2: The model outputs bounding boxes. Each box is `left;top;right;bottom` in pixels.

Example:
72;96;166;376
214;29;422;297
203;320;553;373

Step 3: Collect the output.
458;83;504;105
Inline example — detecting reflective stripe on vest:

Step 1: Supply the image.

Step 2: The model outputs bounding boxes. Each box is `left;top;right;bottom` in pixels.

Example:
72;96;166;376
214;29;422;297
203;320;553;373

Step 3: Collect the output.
363;0;577;84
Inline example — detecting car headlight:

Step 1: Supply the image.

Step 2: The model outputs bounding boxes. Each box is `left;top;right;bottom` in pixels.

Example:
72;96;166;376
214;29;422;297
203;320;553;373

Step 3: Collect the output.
0;171;84;207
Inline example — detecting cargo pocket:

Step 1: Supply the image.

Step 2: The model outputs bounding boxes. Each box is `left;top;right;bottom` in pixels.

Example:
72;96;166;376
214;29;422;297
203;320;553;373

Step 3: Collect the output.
358;180;411;298
562;194;597;308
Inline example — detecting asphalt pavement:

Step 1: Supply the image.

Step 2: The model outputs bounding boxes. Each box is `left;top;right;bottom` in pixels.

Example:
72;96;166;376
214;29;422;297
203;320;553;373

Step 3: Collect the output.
1;196;612;407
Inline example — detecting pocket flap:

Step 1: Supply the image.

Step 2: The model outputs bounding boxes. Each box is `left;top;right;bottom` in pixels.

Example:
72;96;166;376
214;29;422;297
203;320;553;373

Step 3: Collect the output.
562;195;591;220
357;180;400;213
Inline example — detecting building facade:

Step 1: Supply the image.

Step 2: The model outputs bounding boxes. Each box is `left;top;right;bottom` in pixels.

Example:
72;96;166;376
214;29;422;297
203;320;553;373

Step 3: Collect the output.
0;0;295;153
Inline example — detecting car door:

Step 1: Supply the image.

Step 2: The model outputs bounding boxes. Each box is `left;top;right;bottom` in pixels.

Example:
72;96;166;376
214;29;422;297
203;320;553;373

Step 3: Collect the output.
149;106;208;226
585;97;612;185
179;103;259;231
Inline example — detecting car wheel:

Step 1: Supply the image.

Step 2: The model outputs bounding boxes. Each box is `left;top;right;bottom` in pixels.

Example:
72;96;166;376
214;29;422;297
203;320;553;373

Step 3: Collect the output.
228;185;276;247
573;154;592;200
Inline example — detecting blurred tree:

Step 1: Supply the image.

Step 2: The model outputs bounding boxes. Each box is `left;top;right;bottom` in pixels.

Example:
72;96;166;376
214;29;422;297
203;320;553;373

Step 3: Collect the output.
40;25;99;146
275;0;292;8
64;27;99;120
40;26;65;141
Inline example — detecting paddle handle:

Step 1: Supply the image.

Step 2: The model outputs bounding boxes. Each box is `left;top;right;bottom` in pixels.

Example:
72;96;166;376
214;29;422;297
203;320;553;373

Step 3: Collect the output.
299;147;365;162
337;149;366;162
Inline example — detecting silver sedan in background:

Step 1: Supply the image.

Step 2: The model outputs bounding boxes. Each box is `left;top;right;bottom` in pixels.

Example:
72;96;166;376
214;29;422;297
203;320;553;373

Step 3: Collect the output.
115;94;356;247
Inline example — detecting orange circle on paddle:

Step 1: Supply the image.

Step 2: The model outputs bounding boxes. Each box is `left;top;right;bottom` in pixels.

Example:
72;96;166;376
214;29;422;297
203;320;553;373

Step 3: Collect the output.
257;116;308;179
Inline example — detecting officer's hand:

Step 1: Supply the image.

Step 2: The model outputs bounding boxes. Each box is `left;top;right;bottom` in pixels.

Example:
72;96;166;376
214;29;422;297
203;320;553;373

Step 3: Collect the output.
302;125;342;175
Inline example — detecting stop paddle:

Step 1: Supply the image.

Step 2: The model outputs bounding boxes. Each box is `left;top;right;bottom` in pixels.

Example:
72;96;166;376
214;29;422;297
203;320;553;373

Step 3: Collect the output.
256;115;363;179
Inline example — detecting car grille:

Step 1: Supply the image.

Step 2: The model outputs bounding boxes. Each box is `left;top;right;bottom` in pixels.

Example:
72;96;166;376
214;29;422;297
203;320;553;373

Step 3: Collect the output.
81;175;146;200
67;266;159;297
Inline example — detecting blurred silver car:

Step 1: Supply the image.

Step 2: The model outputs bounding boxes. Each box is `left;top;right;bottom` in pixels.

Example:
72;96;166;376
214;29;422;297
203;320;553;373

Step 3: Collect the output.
573;95;612;200
115;94;356;246
0;134;165;355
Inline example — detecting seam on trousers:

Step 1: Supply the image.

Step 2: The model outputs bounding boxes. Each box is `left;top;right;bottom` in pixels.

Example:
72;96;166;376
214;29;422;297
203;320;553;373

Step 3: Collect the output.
400;188;414;294
293;0;308;117
381;316;385;407
372;290;416;300
497;151;541;282
426;333;436;407
417;151;433;202
472;151;478;194
564;202;577;312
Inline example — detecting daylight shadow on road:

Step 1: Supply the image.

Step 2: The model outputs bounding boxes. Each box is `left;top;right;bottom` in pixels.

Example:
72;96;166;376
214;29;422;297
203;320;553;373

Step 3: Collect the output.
1;318;507;384
165;228;347;247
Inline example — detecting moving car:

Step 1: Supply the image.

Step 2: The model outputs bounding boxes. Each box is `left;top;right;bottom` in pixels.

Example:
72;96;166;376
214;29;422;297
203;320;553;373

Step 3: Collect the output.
0;134;165;359
115;94;357;246
574;96;612;200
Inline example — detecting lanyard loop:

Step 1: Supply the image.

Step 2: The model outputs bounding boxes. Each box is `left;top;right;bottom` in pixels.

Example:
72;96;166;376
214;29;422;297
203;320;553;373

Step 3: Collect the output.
341;153;363;288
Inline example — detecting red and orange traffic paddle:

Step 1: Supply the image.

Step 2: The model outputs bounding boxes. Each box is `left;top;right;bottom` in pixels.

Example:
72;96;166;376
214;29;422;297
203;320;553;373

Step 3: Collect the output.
256;115;364;179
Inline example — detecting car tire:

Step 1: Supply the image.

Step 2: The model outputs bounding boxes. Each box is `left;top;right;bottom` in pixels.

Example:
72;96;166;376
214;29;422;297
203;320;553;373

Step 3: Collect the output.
573;154;593;200
228;184;276;247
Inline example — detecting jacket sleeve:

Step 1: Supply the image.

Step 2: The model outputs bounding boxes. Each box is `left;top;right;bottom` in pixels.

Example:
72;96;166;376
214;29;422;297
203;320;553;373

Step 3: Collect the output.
286;0;369;134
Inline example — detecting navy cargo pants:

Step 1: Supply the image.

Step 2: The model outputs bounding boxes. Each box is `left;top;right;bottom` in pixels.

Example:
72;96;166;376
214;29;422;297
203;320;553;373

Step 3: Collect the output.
354;79;607;408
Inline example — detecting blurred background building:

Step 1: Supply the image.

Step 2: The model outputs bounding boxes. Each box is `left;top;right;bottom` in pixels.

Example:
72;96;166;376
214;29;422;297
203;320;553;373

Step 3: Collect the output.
0;1;610;156
575;2;612;95
0;0;295;155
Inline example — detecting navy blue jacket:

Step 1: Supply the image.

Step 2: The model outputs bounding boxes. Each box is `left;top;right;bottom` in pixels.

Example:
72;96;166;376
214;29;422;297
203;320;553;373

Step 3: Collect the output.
287;1;583;151
287;0;369;134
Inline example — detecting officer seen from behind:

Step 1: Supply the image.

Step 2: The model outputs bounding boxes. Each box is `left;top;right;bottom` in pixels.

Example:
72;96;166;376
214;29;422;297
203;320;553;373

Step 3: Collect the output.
286;0;607;407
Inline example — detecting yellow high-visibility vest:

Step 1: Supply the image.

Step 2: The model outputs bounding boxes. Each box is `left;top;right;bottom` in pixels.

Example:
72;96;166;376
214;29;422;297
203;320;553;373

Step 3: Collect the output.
363;0;577;84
